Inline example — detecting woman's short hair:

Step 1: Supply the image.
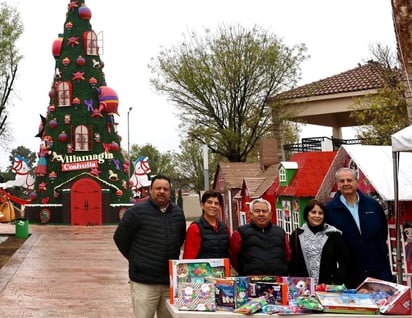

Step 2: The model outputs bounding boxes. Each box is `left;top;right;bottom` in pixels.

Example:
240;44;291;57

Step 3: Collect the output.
201;190;223;206
303;199;325;222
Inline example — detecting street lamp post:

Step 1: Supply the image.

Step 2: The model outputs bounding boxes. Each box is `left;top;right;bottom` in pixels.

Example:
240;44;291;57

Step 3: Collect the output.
127;107;133;179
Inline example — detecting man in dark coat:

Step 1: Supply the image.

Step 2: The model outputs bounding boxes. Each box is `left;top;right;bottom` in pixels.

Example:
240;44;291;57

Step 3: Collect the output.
114;175;186;318
325;167;393;289
229;198;290;276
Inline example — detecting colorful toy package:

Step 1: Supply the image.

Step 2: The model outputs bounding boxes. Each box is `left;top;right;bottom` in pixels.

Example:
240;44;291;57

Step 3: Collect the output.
280;276;315;305
233;297;268;314
211;276;249;311
248;275;279;297
356;277;412;315
176;282;216;312
315;291;379;314
169;258;230;304
251;281;288;305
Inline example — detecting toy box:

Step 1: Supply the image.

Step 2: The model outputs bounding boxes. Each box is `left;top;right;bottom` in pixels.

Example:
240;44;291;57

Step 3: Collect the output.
315;291;380;314
356;277;412;315
250;281;288;305
211;276;249;311
280;276;315;305
247;275;278;297
169;258;230;304
176;282;216;311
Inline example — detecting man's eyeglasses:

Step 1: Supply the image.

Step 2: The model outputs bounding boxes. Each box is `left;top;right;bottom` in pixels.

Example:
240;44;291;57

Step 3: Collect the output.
252;209;269;214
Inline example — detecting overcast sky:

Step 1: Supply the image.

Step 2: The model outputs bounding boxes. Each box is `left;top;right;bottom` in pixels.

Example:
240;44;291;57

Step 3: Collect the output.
1;0;396;169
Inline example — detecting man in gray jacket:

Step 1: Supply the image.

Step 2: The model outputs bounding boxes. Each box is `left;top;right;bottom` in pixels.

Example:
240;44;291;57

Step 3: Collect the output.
114;175;186;318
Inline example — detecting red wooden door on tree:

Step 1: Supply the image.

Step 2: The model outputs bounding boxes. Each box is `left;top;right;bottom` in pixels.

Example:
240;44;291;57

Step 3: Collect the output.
71;178;102;225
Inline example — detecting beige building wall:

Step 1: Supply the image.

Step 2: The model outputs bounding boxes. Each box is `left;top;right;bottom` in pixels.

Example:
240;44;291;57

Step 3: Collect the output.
182;194;202;219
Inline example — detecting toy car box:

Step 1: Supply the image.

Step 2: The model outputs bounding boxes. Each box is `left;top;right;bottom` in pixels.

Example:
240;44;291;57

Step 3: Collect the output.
356;277;412;315
169;258;230;304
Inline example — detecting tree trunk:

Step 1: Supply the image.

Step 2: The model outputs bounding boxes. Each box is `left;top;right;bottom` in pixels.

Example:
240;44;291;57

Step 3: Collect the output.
392;0;412;122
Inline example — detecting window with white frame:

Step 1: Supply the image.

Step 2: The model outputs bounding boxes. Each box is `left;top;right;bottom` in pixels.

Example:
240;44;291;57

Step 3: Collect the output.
85;31;98;55
276;208;283;228
279;167;286;182
57;82;71;106
74;125;90;151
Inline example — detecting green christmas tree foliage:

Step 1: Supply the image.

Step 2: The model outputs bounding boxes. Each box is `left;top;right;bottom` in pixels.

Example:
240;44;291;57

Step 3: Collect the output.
31;0;132;204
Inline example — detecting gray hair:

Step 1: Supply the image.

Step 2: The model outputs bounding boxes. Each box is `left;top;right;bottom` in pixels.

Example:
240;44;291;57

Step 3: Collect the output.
250;198;271;213
335;167;358;181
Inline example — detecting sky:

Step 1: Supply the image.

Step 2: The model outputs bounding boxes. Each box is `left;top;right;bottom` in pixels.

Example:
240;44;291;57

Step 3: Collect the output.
0;0;396;169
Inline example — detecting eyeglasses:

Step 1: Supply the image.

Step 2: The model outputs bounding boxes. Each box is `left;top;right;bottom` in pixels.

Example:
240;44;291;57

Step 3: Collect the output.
253;209;269;214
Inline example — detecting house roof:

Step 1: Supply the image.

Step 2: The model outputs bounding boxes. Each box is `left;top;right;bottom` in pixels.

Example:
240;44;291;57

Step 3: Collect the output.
241;177;265;199
214;162;261;190
276;151;336;197
241;164;279;199
278;61;385;100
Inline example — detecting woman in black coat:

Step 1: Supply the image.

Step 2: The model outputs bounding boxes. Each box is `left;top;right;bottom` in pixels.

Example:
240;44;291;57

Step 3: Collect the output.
289;199;349;285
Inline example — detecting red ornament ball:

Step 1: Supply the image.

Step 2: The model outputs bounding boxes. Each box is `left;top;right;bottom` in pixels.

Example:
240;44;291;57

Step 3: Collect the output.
76;56;86;66
78;5;92;20
52;36;63;58
111;142;119;152
49;119;58;129
29;192;37;201
58;131;68;143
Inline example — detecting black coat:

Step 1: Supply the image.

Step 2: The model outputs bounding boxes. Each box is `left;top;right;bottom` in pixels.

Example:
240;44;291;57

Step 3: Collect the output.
113;198;186;285
288;225;349;285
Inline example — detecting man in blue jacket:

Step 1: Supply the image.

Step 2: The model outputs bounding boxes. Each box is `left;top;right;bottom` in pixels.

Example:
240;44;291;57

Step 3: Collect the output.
114;175;186;318
325;167;393;289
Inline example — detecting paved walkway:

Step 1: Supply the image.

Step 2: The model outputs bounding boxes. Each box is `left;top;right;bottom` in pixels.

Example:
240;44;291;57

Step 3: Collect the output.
0;223;133;317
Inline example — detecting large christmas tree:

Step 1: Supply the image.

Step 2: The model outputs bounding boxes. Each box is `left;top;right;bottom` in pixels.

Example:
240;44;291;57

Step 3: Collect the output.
25;0;133;225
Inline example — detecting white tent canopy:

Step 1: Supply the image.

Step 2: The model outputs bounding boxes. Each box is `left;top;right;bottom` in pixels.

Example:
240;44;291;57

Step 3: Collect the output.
392;125;412;152
342;145;412;201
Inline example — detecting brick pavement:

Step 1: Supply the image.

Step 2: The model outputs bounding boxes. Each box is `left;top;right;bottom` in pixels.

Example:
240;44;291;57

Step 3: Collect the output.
0;223;133;317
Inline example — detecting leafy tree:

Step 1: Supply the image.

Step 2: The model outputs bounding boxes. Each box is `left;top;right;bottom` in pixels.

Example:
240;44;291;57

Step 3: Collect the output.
174;138;222;194
149;24;307;162
0;2;23;145
350;44;409;144
129;143;177;179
